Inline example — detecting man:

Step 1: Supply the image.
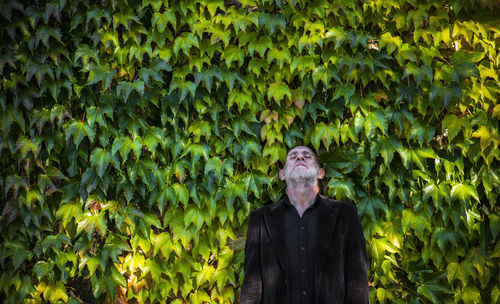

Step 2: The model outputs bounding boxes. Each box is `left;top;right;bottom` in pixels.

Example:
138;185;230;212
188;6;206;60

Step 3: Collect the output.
240;146;368;304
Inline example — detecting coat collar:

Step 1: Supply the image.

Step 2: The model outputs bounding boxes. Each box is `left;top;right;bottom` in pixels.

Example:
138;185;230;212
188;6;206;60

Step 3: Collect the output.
262;194;339;281
263;197;288;274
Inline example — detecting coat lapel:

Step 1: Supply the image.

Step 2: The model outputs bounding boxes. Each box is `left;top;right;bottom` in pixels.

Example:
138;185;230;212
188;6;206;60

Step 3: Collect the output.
263;199;288;275
314;196;339;297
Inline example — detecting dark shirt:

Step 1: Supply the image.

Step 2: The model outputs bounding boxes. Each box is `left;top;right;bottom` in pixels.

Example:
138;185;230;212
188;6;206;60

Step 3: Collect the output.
283;193;319;304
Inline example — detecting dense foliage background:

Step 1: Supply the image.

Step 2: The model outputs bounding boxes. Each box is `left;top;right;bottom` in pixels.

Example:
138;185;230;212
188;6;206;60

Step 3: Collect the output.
0;0;499;303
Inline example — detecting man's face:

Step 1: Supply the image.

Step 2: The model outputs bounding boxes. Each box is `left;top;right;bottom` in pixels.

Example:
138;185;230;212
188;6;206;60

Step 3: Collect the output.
279;146;324;186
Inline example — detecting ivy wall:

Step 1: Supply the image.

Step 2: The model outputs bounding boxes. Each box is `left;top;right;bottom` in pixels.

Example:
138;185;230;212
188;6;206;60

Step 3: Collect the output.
0;0;499;303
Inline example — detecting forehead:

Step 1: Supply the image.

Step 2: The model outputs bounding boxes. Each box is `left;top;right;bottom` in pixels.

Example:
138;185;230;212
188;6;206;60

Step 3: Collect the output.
287;146;314;156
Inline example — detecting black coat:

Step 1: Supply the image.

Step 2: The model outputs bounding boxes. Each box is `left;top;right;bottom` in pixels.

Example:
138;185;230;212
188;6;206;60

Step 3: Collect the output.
240;195;369;304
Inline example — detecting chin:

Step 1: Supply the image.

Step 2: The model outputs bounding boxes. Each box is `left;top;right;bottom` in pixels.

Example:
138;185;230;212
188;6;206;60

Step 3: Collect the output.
289;171;318;183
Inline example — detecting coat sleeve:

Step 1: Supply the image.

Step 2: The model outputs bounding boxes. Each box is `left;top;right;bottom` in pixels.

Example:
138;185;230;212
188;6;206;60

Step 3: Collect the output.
239;210;263;304
344;205;369;304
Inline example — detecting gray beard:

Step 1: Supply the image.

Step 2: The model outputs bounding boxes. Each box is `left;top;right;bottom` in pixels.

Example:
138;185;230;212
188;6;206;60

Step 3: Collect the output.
284;165;319;188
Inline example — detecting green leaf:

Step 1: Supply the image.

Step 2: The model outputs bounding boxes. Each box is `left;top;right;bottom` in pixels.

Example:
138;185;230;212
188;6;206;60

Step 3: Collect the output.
195;265;215;288
332;84;355;103
358;196;387;222
172;183;189;208
23;189;45;208
401;209;414;234
258;13;286;34
33;261;49;280
490;241;500;258
451;183;480;203
377;136;396;166
221;45;244;68
423;183;439;206
87;106;113;128
379;32;402;55
90;147;111;177
77;212;107;237
102;239;129;263
15;136;38;161
472;125;498;151
110;264;127;287
152;10;177;31
173;32;199;56
116;80;145;102
492;104;500;120
312;122;339;151
267;48;291;69
431;228;457;252
188;120;211;141
364;110;387;138
237;139;261;166
1;105;26;133
262;143;286;164
204;157;224;182
112;135;142;162
154;232;173;257
248;36;272;57
222;178;247;208
460;286;481;304
143;211;162;229
290;55;315;75
267;82;291;104
169;77;197;101
327;178;355;200
194;67;221;91
442;114;464;142
184;206;204;230
417;271;453;303
39;234;70;254
447;261;475;286
242;171;270;199
142;127;162;156
370;237;397;264
65;120;95;148
138;58;171;86
325;26;347;49
75;44;99;66
408;121;435;145
43;282;68;304
3;241;32;268
376;288;393;303
142;258;165;282
127;158;158;187
189;290;211;304
451;51;481;78
416;147;438;159
86;63;117;90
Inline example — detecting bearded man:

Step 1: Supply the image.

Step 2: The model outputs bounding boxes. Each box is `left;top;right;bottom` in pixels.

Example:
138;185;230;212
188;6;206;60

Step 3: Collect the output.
239;146;369;304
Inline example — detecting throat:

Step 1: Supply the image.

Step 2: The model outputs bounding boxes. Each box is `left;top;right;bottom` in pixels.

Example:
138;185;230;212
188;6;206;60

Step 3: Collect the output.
286;186;318;217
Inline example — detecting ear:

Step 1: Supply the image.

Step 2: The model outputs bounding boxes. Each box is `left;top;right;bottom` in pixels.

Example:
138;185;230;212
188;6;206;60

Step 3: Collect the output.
279;169;286;181
317;168;325;180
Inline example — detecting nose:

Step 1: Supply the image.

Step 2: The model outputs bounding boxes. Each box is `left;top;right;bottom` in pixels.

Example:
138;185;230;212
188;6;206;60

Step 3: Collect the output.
295;152;305;161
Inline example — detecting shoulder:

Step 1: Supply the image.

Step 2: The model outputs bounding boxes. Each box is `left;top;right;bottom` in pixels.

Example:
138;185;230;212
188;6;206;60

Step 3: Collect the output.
319;195;359;216
248;203;275;218
247;198;285;222
251;197;286;214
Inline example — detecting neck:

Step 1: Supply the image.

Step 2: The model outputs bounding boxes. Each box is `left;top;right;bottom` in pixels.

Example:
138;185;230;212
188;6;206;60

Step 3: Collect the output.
286;183;319;216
